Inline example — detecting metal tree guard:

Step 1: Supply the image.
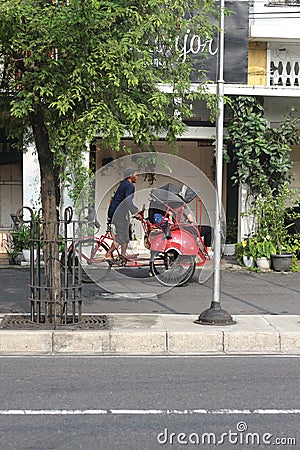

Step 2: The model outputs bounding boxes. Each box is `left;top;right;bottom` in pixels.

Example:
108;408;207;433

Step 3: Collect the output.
16;206;83;325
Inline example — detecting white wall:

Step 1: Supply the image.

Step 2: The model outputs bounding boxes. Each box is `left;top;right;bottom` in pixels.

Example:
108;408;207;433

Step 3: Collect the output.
250;0;300;41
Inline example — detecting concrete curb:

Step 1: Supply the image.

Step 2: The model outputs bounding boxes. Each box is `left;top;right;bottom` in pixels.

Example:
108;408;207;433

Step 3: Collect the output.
0;314;299;355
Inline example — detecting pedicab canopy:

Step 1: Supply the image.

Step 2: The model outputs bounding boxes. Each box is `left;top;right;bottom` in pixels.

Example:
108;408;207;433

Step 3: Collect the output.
148;183;197;226
148;183;200;255
150;183;197;209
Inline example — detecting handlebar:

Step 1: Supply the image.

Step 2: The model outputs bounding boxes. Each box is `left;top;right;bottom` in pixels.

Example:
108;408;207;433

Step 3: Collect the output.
133;204;146;220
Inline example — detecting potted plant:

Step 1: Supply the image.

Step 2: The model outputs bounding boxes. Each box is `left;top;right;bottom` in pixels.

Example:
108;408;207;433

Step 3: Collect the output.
248;237;276;269
10;225;31;262
10;223;41;263
253;184;300;271
234;238;254;267
235;236;275;269
285;233;300;271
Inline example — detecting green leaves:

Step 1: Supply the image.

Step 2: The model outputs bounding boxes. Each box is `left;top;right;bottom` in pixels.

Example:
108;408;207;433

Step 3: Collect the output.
226;96;300;197
0;0;218;204
1;0;217;148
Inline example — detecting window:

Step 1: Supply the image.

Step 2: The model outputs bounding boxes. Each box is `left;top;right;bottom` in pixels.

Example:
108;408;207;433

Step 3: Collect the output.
269;45;300;86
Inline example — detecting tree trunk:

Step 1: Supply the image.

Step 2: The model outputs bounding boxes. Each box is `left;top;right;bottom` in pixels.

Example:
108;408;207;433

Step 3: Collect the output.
30;105;62;324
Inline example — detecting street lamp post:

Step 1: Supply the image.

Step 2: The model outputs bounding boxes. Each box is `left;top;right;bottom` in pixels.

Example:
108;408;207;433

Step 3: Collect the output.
195;0;236;326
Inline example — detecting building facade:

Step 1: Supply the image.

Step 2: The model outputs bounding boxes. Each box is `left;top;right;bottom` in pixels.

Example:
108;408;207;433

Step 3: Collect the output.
1;0;300;255
94;0;300;239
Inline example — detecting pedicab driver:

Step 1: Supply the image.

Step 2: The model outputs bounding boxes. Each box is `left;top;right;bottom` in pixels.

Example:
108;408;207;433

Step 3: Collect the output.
105;167;143;259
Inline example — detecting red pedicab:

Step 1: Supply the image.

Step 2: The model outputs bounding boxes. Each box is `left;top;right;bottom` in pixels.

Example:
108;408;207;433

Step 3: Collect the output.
143;183;209;286
65;185;210;287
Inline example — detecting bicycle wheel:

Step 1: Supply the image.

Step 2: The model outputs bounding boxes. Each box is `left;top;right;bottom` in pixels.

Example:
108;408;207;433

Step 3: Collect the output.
67;238;111;283
149;250;195;287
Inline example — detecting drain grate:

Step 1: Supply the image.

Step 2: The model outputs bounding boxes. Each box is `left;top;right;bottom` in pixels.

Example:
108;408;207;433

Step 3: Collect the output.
0;315;109;330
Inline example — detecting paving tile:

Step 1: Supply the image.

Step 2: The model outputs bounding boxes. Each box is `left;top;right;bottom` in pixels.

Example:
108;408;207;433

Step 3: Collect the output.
162;315;223;354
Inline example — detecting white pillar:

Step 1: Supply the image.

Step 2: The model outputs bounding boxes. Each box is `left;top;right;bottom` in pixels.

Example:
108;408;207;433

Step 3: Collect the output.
239;184;256;240
23;143;41;218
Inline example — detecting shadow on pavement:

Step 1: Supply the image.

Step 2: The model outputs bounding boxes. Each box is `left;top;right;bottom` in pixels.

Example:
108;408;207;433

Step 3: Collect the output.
1;265;300;315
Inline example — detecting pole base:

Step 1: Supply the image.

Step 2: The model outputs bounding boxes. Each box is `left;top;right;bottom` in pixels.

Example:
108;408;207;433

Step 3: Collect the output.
195;302;236;326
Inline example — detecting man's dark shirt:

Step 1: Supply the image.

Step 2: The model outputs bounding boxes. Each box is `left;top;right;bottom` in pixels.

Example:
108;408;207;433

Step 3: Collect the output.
108;179;138;221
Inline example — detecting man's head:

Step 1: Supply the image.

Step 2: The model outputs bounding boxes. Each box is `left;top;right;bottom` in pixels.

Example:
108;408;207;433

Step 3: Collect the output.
124;167;138;183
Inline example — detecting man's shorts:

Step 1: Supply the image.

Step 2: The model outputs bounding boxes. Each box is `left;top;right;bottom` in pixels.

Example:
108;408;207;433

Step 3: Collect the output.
113;219;130;245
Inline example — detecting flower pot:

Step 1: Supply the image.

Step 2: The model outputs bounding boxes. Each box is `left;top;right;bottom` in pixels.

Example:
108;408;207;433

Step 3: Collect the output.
271;253;293;272
223;243;235;256
22;249;37;262
256;257;271;270
242;255;254;267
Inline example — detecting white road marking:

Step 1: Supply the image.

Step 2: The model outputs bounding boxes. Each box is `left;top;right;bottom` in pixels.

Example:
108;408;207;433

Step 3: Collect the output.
0;409;299;415
1;354;300;359
0;410;108;415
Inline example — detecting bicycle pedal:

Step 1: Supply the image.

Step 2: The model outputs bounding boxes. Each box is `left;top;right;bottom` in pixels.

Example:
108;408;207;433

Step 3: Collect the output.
119;255;128;266
109;255;127;267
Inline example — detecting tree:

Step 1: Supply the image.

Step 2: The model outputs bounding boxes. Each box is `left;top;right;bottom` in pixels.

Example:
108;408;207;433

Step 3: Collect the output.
225;96;300;197
0;0;217;322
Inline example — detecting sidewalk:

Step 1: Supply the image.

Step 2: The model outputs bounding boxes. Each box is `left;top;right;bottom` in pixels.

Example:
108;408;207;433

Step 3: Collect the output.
0;258;299;355
0;313;299;355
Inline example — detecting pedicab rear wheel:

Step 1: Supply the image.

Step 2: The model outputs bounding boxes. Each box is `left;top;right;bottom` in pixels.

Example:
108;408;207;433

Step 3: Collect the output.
149;250;195;287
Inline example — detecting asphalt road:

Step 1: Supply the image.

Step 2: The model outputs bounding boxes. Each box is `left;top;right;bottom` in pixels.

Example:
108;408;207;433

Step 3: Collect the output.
1;266;300;315
0;356;299;449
